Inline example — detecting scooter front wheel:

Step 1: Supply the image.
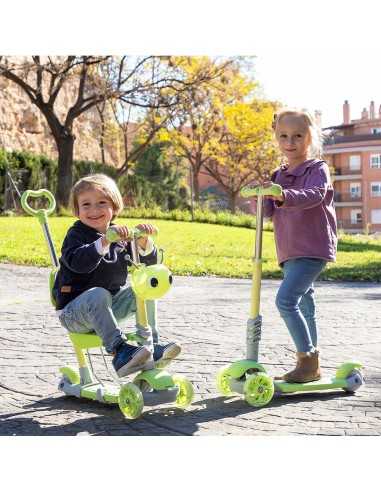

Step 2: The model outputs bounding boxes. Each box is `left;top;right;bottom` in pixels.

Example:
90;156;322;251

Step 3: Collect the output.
118;383;144;419
244;372;274;407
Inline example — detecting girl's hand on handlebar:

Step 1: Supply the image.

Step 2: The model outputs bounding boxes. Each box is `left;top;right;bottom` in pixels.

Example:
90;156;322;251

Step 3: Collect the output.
261;181;284;202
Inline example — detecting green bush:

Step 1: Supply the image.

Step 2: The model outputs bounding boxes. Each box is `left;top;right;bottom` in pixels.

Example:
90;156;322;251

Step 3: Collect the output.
119;205;270;230
0;148;119;210
0;147;271;231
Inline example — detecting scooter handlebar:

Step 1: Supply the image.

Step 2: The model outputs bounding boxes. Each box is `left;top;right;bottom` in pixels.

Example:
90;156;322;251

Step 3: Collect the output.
21;189;56;217
240;183;283;198
106;225;159;243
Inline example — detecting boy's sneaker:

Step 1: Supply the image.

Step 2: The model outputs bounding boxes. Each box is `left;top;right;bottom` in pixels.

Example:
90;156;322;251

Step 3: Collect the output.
112;342;152;377
153;342;181;369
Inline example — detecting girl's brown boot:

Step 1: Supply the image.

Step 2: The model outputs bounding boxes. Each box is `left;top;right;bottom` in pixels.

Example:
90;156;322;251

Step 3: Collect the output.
275;351;321;383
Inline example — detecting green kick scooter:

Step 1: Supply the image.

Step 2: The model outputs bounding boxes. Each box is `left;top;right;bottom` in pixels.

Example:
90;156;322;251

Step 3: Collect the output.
21;189;194;419
216;183;364;407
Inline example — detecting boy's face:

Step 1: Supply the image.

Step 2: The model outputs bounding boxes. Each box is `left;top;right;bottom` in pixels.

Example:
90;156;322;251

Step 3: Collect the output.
275;115;311;165
76;188;114;233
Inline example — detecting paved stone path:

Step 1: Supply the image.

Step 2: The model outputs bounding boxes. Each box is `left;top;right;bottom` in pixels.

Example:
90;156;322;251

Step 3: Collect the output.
0;263;380;435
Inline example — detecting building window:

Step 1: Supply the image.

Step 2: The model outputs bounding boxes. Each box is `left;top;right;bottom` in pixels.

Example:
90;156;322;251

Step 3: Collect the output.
349;182;361;198
371;182;381;197
370;154;381;168
349;155;361;170
371;209;381;224
350;209;362;224
372;128;381;135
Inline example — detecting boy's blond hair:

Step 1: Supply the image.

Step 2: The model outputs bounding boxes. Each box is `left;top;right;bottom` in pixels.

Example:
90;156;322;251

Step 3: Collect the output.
71;174;124;218
273;109;323;159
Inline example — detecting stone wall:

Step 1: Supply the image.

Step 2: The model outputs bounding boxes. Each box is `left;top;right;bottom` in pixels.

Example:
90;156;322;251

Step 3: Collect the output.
0;73;120;166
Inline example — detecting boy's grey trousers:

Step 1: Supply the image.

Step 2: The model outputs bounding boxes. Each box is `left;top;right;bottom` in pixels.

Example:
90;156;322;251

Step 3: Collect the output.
58;286;158;353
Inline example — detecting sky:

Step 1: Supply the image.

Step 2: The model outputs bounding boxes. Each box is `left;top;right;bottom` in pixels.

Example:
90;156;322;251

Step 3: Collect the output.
3;1;380;129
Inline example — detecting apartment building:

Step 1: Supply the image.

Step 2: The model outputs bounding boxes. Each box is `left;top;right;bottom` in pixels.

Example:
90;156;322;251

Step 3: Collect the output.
324;100;381;233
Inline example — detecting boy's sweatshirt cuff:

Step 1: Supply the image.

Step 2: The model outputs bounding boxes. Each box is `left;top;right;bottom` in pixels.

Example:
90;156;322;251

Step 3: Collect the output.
138;237;154;256
95;237;110;255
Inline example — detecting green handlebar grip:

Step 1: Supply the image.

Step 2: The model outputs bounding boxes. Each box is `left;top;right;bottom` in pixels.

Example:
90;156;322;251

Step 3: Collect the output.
106;225;159;243
21;189;56;217
240;183;283;198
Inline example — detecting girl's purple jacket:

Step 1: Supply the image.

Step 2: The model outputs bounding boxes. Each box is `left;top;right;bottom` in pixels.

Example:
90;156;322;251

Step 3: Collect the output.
263;159;337;265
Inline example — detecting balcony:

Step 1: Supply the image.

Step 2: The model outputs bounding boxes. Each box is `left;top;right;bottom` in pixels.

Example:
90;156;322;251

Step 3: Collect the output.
333;167;362;176
325;133;381;145
337;219;363;231
334;192;362;203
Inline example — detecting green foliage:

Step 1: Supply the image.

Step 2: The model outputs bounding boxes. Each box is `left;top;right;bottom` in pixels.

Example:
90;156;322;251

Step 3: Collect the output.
72;160;118;182
0;147;119;210
0;149;57;208
120;142;188;210
119;205;271;230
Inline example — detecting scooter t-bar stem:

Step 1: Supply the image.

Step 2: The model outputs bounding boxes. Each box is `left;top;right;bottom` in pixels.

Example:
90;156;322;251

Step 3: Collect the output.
240;183;283;361
105;224;158;343
251;195;264;319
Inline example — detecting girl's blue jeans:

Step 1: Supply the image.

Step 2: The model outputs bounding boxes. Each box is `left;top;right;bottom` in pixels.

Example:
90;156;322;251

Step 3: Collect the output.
275;258;327;353
58;286;158;353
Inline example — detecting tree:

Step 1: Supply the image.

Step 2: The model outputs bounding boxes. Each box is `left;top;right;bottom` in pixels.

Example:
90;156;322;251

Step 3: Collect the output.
204;100;281;213
0;55;225;209
124;141;187;210
109;101;174;178
157;57;256;202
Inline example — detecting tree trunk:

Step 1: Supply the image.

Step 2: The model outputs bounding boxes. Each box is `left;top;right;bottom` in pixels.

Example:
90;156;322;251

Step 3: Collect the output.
56;134;75;210
192;167;200;203
229;191;238;214
99;115;106;165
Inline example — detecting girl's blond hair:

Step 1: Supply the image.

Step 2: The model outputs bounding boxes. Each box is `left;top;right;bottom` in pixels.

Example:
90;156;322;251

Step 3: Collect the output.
71;174;124;218
273;109;323;159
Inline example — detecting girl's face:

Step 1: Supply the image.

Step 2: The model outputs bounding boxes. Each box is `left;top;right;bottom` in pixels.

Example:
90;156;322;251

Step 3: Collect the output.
275;115;312;166
76;188;115;233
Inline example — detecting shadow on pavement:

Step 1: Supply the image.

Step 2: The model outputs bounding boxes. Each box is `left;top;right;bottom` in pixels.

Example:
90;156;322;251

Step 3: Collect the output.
0;389;355;436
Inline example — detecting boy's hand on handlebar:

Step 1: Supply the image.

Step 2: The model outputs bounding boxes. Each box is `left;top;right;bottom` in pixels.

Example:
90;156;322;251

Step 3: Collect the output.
113;225;132;241
136;223;155;250
102;225;131;247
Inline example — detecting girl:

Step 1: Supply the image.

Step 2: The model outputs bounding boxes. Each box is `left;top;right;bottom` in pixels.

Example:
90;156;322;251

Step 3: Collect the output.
54;174;181;378
260;109;337;383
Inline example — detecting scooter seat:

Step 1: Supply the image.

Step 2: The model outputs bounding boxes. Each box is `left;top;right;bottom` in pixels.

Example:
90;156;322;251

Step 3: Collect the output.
69;332;103;349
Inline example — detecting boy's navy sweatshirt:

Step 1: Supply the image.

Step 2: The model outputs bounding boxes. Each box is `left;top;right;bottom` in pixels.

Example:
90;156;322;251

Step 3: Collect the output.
53;220;157;310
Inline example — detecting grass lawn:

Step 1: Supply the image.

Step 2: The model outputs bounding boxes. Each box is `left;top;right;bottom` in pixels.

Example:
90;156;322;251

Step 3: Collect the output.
0;216;380;281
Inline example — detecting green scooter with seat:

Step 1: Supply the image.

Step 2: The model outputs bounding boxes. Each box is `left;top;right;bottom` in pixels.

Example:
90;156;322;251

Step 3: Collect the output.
21;188;194;419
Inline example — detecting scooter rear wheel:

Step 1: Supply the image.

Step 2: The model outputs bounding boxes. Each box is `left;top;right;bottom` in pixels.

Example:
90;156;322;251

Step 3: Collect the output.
344;369;364;393
244;372;274;407
173;375;194;408
118;383;144;419
216;366;234;396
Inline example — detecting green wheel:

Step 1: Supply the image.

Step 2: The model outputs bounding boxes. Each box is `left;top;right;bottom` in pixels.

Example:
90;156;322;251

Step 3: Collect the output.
216;365;233;396
118;383;144;419
173;375;194;409
243;372;274;407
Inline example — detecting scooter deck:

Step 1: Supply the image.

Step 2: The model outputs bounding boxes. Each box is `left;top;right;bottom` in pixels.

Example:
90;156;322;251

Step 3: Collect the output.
61;381;179;406
274;377;347;394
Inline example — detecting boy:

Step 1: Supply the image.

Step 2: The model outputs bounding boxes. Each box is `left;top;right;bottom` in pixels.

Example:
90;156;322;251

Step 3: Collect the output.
54;174;181;377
